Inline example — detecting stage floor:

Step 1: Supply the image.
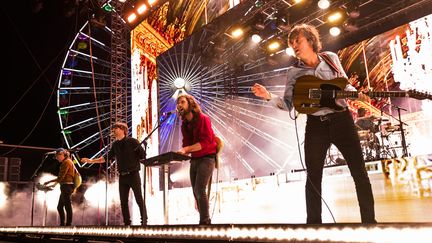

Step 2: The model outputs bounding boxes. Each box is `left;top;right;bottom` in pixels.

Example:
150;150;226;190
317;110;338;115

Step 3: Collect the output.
146;159;432;225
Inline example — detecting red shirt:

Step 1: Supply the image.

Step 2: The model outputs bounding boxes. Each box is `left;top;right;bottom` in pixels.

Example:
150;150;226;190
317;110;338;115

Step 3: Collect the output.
181;112;217;158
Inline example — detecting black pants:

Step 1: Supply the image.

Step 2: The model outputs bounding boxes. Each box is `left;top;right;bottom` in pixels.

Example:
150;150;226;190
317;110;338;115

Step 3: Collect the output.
57;184;74;226
304;110;376;224
190;156;215;225
119;171;147;225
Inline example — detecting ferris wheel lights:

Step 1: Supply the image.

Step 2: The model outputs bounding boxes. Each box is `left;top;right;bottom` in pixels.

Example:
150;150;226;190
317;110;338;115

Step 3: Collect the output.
77;42;87;50
58;110;69;116
59;90;69;95
62;78;71;86
62;130;72;135
103;3;114;12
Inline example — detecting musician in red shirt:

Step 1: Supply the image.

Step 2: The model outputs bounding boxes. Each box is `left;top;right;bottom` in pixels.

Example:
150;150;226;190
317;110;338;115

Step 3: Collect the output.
177;94;217;225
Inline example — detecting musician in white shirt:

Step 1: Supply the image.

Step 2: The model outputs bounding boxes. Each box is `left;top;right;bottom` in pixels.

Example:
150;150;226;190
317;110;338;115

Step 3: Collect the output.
252;24;377;224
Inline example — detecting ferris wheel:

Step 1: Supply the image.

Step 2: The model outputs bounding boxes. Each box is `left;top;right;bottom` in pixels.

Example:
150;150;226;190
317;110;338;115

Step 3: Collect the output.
56;20;119;166
157;30;303;181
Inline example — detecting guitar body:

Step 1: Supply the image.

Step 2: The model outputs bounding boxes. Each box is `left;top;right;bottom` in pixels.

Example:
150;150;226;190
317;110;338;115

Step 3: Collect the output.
293;75;348;114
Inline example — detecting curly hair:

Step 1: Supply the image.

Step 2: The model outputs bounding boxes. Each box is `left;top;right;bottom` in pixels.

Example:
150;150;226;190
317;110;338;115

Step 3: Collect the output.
288;24;322;53
176;94;202;114
113;122;128;136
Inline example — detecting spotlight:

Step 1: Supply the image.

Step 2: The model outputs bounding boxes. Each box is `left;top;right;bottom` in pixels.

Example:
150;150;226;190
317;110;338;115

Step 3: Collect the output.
127;13;137;23
329;26;341;36
148;0;157;6
231;28;244;38
251;34;262;43
136;3;148;14
318;0;330;9
268;41;280;51
174;77;186;89
327;11;343;23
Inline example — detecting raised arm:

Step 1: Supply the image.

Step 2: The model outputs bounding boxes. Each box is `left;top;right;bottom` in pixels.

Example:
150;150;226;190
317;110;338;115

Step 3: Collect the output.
81;156;105;164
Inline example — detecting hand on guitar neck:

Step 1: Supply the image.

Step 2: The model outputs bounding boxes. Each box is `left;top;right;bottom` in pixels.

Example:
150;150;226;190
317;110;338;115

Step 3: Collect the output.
358;91;371;103
295;75;431;114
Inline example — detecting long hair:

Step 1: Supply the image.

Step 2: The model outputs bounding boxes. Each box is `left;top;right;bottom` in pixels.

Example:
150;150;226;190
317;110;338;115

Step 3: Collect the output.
177;94;202;114
288;24;322;53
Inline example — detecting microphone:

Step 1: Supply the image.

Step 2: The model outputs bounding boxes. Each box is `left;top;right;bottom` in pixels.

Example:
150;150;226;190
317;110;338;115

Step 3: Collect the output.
45;148;80;155
162;110;177;116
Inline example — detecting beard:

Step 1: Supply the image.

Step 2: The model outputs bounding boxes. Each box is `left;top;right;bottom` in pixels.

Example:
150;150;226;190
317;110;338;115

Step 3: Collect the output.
178;107;191;120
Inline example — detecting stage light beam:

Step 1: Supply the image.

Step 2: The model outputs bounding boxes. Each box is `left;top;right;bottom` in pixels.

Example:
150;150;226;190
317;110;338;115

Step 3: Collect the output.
174;77;186;89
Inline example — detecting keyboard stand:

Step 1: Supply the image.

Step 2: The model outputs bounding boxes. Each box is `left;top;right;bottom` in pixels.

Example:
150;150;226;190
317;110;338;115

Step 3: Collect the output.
141;152;191;224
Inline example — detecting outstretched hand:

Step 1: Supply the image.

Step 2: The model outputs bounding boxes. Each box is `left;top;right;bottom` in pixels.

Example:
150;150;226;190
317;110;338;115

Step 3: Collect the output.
252;83;271;100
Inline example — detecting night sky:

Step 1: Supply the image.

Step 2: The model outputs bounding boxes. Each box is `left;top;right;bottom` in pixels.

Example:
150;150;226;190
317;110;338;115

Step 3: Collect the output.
1;1;94;180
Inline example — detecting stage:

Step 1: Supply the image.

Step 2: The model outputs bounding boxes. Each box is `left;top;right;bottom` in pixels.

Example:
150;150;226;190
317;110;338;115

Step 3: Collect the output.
0;223;431;242
1;156;431;242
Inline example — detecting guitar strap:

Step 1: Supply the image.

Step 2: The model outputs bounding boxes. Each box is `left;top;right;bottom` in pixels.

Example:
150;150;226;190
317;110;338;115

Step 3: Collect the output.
318;52;342;77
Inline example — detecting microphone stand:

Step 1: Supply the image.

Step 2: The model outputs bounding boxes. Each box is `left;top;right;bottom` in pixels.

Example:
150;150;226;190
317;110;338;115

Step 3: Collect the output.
30;153;50;226
395;106;409;157
381;103;409;157
139;112;174;221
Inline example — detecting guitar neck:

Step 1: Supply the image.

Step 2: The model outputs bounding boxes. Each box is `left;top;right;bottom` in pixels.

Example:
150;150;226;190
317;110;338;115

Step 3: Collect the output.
337;91;409;99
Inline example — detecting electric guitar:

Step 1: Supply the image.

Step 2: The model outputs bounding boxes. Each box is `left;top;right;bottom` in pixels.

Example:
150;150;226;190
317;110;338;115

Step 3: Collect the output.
293;75;432;114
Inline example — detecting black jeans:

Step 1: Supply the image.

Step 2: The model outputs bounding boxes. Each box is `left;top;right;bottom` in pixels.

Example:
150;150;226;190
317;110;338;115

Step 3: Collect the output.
118;171;147;225
304;110;376;224
190;156;215;225
58;184;74;226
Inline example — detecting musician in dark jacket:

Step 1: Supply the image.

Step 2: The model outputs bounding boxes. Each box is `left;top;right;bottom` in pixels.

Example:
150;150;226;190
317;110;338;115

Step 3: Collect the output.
252;24;376;224
81;122;147;226
176;94;217;225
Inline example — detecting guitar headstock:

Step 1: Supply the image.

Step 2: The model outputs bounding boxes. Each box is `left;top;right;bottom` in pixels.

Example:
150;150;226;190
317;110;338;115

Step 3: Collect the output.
408;90;432;100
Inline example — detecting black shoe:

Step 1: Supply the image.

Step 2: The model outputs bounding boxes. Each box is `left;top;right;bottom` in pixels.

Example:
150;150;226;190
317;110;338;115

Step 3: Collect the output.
199;219;211;225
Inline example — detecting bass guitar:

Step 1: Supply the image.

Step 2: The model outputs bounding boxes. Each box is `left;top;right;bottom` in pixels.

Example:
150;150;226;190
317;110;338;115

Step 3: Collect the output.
293;75;432;114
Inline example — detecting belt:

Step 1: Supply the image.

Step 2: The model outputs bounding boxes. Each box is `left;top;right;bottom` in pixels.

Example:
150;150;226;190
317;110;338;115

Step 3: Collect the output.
60;182;74;185
119;170;137;176
192;154;216;160
308;109;348;122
